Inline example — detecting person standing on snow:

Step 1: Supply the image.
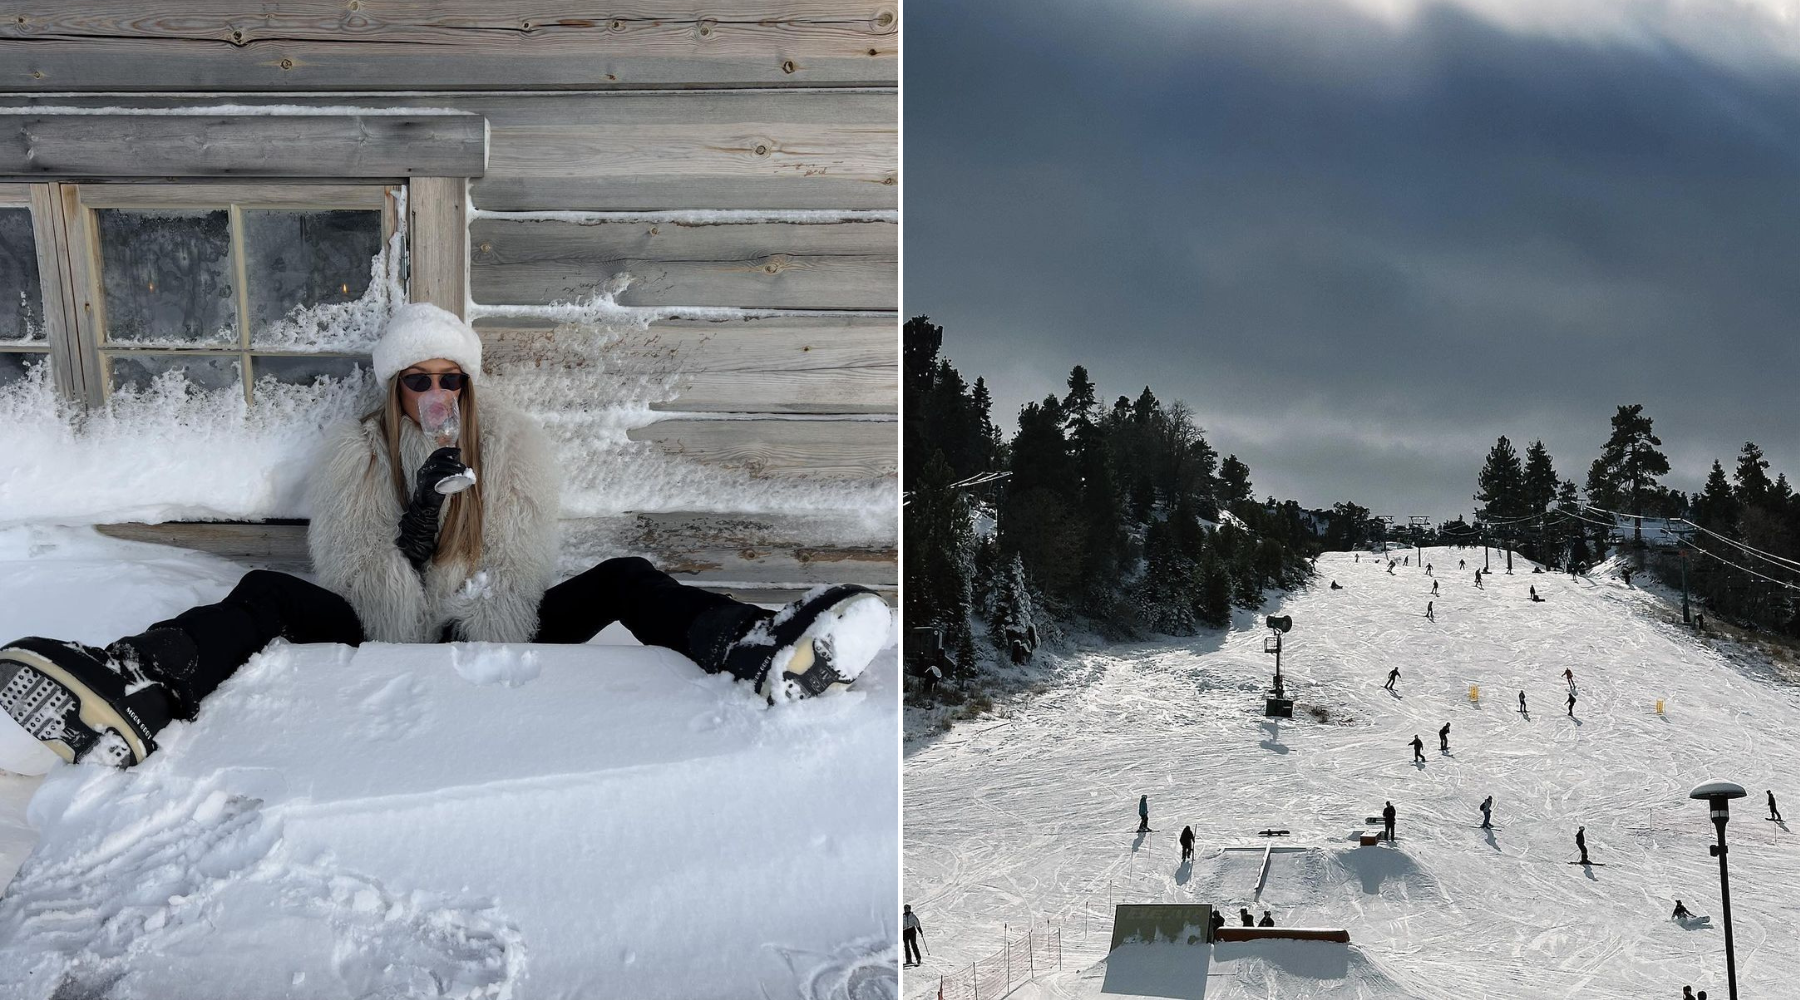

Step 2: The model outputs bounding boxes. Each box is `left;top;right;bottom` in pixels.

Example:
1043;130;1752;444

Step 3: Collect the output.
1519;690;1528;714
1384;666;1401;691
1209;908;1226;940
902;905;924;967
1426;601;1436;622
1179;825;1195;862
1567;690;1577;717
1432;579;1440;597
0;305;889;771
1258;911;1275;927
1770;790;1782;822
1426;563;1433;576
1382;801;1397;841
1479;795;1493;828
1474;569;1484;589
1138;794;1151;833
1410;735;1425;763
1459;559;1466;570
1438;723;1451;753
1239;907;1254;926
1563;668;1574;691
1575;826;1589;864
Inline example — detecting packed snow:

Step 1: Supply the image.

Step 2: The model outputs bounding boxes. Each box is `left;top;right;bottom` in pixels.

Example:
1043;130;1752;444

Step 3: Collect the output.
0;524;899;999
904;547;1800;999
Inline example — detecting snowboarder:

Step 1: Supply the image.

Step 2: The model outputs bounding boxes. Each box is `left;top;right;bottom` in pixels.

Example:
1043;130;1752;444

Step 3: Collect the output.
1404;556;1409;567
1432;579;1440;597
1479;795;1493;828
1575;826;1589;864
1138;794;1151;833
1563;668;1574;691
1672;900;1694;921
1410;735;1425;763
1330;580;1343;591
1518;690;1528;714
1179;825;1195;861
902;905;924;967
1384;666;1401;691
1426;563;1433;576
1567;690;1577;717
1770;790;1782;822
1530;585;1544;602
1387;562;1396;575
1474;569;1484;589
1382;801;1397;841
1622;567;1633;586
1258;911;1275;927
1239;907;1254;926
0;305;890;770
1426;601;1435;622
1438;722;1450;753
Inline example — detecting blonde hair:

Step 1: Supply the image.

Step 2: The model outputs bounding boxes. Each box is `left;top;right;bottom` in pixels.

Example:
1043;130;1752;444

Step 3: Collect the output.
364;374;485;571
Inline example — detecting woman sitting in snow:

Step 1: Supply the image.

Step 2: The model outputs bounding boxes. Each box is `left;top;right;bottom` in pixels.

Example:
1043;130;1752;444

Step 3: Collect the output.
0;305;888;770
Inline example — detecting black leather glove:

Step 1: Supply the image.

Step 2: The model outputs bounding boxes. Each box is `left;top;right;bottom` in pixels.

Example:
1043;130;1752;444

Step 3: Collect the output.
394;447;466;571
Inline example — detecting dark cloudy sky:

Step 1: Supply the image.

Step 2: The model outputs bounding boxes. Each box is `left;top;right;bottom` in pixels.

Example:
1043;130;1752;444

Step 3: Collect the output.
905;0;1800;522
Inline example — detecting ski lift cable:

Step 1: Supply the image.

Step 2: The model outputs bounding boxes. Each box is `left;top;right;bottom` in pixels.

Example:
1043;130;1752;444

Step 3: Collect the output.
1582;502;1800;573
1682;538;1800;592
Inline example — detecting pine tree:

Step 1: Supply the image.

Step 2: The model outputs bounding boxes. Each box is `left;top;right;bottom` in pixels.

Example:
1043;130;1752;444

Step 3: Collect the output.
987;553;1040;655
1734;441;1774;510
1219;455;1253;510
1476;436;1527;523
905;450;976;670
1592;404;1670;544
1694;460;1738;534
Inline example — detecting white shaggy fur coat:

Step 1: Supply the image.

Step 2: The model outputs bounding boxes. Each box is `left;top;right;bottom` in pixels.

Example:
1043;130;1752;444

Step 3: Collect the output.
306;399;561;643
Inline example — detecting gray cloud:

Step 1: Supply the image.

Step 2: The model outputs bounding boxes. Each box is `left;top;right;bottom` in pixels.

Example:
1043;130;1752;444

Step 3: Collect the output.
907;0;1800;520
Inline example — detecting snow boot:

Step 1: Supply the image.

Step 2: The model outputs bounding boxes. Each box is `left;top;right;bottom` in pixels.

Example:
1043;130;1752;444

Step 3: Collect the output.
690;585;890;704
0;630;191;773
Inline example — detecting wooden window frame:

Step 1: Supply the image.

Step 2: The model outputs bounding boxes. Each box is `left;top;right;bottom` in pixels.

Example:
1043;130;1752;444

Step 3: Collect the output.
0;185;53;383
5;175;469;407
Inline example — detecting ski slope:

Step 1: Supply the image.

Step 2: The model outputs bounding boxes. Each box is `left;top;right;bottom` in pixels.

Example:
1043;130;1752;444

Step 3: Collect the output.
904;547;1800;999
0;525;899;1000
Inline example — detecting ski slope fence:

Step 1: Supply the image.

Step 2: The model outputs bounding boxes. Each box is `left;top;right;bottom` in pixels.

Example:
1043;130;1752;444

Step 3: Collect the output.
911;928;1061;1000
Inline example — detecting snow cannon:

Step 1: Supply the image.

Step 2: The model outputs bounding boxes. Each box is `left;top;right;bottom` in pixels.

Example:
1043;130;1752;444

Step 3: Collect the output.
1266;616;1293;633
1263;616;1294;717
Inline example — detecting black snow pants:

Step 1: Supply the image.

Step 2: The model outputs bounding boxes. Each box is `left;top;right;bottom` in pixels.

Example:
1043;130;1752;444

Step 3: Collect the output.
903;929;921;965
145;557;741;710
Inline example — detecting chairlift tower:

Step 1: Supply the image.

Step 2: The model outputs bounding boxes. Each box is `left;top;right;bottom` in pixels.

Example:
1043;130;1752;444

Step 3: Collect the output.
1408;516;1430;567
1376;515;1396;555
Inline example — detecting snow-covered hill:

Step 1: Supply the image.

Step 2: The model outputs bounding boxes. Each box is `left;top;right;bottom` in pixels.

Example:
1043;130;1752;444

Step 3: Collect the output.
904;547;1800;999
0;525;899;1000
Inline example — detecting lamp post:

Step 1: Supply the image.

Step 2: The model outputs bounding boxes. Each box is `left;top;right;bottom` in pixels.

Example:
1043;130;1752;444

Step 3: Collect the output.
1690;780;1747;1000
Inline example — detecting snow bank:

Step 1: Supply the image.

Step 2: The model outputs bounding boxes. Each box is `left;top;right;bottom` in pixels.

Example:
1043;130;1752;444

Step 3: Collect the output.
0;526;900;999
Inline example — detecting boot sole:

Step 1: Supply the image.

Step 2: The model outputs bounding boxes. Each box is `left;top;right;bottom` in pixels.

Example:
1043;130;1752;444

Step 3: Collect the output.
0;646;152;767
765;587;889;702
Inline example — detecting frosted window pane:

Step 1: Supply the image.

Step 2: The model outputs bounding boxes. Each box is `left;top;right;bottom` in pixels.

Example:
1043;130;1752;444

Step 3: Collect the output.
245;210;383;342
0;350;45;385
252;355;366;388
0;209;44;343
97;209;237;346
108;353;242;394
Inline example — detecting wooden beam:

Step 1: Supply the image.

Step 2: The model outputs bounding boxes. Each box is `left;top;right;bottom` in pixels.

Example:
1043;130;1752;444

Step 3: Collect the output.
0;93;896;210
477;314;897;414
408;177;469;317
0;2;898;90
626;418;895;480
93;511;895;600
0;112;487;178
470;216;895;310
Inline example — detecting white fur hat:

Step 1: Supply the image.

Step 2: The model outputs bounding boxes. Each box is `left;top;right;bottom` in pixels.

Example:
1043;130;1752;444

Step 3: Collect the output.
372;303;484;385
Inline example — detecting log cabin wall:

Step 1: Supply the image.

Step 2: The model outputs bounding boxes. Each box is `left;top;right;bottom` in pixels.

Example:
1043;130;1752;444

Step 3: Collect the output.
0;3;898;601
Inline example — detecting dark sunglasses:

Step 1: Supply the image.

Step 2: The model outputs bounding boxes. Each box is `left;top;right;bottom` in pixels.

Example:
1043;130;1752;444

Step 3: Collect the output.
399;372;467;392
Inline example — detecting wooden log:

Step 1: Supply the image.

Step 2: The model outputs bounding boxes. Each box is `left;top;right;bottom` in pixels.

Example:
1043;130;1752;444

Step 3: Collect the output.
478;314;896;414
0;92;897;210
470;216;895;310
627;418;894;480
0;112;487;178
0;2;898;89
93;511;895;600
408;176;469;317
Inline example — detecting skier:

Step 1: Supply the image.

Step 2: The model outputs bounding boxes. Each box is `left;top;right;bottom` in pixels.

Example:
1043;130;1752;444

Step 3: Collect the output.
1575;825;1589;864
1355;553;1360;563
0;305;889;770
1567;690;1577;717
1382;801;1397;841
1258;911;1275;927
1179;825;1195;862
1239;907;1254;926
1426;563;1433;576
1138;794;1151;833
1563;668;1574;691
1387;562;1396;576
1622;567;1633;586
1438;722;1450;753
1431;579;1440;597
1459;559;1466;570
1474;569;1484;589
1672;900;1694;921
1384;666;1401;691
1426;601;1435;622
902;905;924;967
1479;795;1493;828
1404;556;1409;567
1518;690;1528;714
1770;790;1782;822
1410;735;1425;763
